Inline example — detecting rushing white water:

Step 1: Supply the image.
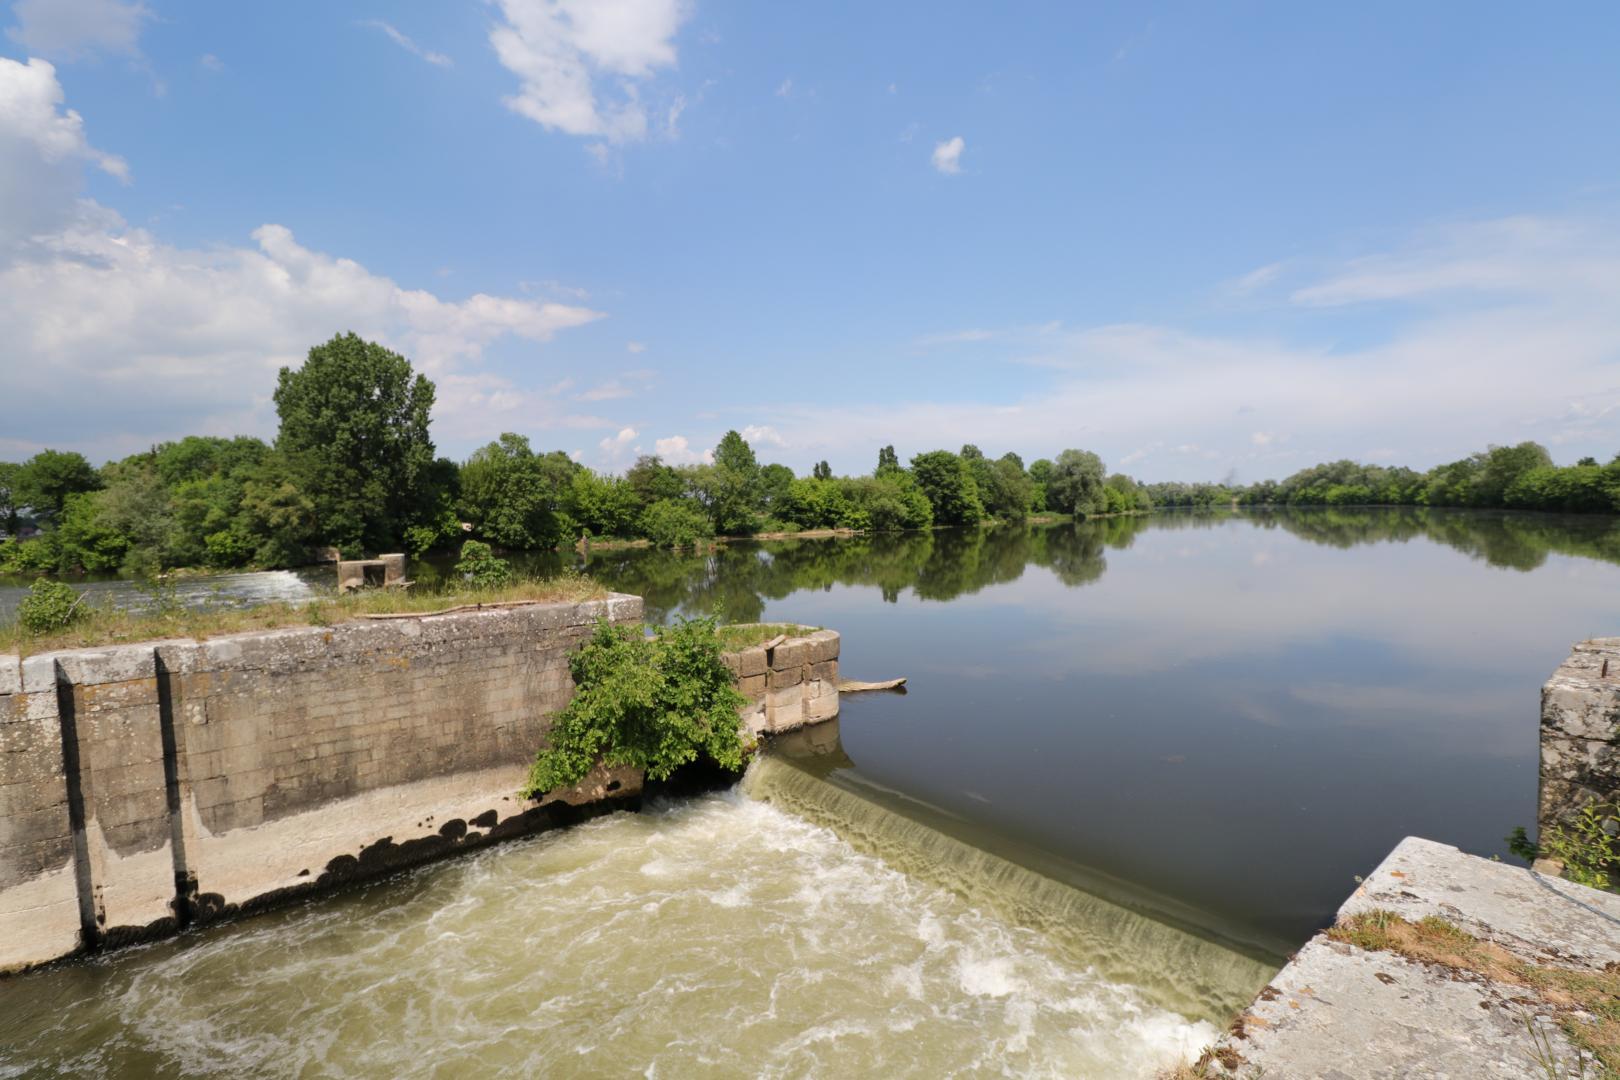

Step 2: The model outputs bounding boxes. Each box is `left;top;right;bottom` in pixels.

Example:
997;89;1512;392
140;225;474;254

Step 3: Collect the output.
0;774;1229;1078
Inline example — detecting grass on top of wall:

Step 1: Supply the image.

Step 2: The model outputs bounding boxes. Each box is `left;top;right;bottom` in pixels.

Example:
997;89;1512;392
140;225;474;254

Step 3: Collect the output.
1;574;608;657
714;623;820;651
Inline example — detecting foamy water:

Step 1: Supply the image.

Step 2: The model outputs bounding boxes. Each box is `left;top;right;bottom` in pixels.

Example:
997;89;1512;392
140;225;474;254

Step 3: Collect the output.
0;781;1222;1078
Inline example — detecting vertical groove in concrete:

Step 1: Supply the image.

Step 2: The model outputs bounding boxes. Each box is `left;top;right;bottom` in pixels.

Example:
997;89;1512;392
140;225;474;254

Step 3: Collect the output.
154;651;196;929
53;665;100;951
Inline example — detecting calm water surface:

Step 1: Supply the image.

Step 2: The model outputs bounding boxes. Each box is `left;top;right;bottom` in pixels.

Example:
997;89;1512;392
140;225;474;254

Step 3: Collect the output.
3;507;1618;1075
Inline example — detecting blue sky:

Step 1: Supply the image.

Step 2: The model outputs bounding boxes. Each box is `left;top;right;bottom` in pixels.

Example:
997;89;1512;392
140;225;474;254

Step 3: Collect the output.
2;1;1619;480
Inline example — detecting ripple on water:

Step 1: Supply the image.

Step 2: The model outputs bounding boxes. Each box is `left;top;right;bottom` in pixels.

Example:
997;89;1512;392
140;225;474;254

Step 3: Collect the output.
0;790;1218;1078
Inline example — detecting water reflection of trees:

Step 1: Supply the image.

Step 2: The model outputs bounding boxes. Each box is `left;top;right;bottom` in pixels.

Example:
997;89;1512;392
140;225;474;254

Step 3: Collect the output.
414;508;1617;622
1246;506;1620;572
557;516;1154;622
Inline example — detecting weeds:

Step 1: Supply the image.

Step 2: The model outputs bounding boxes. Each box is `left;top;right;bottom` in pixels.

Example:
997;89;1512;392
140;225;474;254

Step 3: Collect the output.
714;622;819;650
0;574;607;656
1330;910;1620;1077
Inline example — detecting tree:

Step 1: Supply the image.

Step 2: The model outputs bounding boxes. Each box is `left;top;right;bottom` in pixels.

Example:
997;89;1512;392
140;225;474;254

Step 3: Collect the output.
1047;449;1106;517
758;463;795;514
980;454;1033;521
713;430;759;479
909;450;984;526
273;333;436;554
1473;442;1553;507
0;462;20;535
625;455;684;509
459;433;578;549
17;450;101;519
812;460;833;481
1028;457;1054;512
876;445;900;476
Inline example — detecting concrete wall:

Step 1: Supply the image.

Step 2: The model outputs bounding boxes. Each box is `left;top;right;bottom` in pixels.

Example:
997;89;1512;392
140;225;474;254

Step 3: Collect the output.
1540;637;1620;831
723;629;840;737
0;594;642;974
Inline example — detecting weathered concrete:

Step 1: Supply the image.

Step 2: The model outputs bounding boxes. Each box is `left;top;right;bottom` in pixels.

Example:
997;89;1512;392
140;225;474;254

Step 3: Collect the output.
723;628;840;736
1541;637;1620;831
1191;837;1620;1078
0;594;643;973
0;654;78;971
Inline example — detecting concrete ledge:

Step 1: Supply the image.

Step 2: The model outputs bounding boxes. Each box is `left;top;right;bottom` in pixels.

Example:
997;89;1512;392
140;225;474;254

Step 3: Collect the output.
1191;837;1620;1078
0;593;645;974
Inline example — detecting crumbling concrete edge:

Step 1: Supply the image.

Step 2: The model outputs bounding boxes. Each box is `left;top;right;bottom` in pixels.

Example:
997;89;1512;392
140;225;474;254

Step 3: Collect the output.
1182;836;1620;1078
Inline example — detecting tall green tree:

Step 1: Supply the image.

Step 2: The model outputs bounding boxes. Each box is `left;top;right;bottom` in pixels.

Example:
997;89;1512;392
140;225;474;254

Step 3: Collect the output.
459;433;579;549
272;333;437;554
17;449;101;519
909;450;985;526
876;445;900;476
625;455;684;509
1048;449;1107;517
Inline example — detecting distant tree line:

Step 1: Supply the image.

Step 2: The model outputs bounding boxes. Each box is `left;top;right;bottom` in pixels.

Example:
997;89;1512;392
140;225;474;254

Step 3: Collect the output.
8;335;1614;579
1236;442;1620;514
0;335;1155;577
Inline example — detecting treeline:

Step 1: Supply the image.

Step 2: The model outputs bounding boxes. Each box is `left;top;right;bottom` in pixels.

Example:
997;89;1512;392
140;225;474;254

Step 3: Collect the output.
1239;443;1620;514
0;334;1154;577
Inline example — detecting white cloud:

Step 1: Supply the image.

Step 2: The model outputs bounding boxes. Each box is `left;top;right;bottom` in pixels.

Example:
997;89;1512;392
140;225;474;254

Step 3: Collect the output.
0;57;128;252
776;78;792;97
626;340;646;353
598;426;639;460
7;0;150;59
740;424;786;448
0;210;608;457
1290;217;1620;307
489;0;690;144
576;368;654;402
199;53;225;73
1250;432;1274;447
578;379;633;401
359;20;452;68
0;50;616;464
654;435;712;465
746;214;1620;478
931;135;964;175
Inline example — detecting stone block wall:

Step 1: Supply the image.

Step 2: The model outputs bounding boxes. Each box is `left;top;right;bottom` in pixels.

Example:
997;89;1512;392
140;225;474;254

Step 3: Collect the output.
0;594;642;974
1540;637;1620;832
725;629;840;736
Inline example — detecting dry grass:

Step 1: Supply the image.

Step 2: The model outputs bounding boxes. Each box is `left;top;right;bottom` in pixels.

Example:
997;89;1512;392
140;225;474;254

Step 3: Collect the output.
715;622;819;650
1;574;608;656
1329;910;1620;1077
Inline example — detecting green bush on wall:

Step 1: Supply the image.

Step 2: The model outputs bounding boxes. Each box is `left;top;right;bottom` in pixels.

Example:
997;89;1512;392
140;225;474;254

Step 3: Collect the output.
523;615;749;798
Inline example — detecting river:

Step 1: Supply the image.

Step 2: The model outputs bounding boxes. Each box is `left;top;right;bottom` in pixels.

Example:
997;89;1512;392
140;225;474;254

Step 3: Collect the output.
2;507;1617;1076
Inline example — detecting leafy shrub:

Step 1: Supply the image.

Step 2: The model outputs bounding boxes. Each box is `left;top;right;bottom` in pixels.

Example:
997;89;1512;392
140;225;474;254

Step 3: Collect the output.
523;615;749;797
639;499;713;549
454;539;512;587
17;578;85;636
1509;803;1620;890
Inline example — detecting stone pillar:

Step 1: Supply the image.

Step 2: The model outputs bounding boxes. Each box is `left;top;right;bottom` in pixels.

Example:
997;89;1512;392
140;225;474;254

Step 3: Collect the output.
726;629;840;737
1540;638;1620;833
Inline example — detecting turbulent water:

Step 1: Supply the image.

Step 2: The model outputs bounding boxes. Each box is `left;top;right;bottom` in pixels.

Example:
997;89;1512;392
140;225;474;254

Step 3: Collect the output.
0;762;1234;1078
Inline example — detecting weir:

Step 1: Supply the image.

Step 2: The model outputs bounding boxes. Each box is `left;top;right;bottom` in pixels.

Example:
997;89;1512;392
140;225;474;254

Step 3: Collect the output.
742;751;1278;1024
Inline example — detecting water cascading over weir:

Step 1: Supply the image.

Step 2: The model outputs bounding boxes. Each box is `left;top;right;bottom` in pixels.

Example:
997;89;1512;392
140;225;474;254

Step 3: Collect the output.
743;723;1278;1025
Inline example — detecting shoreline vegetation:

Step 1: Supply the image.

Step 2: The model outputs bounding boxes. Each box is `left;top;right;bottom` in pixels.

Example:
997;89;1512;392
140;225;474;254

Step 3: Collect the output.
3;334;1618;584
